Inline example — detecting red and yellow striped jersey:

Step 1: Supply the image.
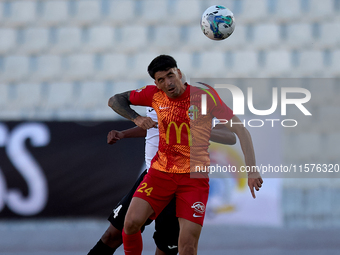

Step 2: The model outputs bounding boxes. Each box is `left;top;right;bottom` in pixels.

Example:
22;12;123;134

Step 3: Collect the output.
130;84;233;173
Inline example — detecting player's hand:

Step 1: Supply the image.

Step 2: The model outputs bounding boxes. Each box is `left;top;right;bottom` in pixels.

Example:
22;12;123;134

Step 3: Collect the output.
248;177;263;199
133;116;157;130
107;130;124;144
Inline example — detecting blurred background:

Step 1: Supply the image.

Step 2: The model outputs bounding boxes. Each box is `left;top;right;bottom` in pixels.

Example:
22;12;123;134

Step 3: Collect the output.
0;0;340;254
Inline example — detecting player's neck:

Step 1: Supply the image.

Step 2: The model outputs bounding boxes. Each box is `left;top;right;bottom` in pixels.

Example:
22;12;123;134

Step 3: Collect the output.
169;83;189;101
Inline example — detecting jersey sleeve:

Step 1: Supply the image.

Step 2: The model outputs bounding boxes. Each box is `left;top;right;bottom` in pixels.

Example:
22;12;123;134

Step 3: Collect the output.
207;89;234;120
130;85;158;107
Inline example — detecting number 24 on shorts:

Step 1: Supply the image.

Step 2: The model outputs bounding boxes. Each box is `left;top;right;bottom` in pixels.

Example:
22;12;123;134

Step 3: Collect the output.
137;182;153;196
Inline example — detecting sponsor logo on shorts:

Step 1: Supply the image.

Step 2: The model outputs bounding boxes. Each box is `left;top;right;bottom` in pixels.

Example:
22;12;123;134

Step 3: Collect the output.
168;245;178;249
191;201;205;214
193;213;203;218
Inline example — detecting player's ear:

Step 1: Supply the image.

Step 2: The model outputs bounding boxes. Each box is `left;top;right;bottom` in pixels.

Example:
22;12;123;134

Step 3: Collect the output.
154;80;161;89
177;68;183;80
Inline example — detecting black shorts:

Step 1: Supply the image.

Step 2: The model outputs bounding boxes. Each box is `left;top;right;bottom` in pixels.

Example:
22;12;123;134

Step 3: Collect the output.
108;169;179;255
154;197;179;255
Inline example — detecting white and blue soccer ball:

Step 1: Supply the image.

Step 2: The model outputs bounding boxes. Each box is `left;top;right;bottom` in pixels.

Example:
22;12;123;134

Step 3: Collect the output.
200;5;235;40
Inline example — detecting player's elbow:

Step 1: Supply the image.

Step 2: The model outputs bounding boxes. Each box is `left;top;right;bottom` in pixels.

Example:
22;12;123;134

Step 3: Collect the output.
108;91;131;109
108;95;116;108
229;133;237;145
108;94;123;109
234;124;249;138
222;132;237;145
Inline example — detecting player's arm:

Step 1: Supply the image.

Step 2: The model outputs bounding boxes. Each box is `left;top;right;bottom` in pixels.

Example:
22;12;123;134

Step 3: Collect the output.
108;91;139;121
108;91;156;129
107;126;147;144
224;115;263;199
210;124;236;145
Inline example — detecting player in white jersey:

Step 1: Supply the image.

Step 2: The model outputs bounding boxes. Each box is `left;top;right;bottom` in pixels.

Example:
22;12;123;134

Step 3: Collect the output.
144;107;159;170
88;106;237;255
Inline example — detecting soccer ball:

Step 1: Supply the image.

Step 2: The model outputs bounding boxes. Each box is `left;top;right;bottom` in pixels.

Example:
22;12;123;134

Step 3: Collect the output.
200;5;235;40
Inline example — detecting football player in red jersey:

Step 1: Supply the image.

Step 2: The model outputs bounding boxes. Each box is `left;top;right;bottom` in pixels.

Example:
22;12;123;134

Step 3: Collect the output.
108;55;263;255
87;110;237;255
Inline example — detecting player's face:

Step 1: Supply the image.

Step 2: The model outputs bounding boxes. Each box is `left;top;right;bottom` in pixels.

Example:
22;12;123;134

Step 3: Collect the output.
154;68;186;99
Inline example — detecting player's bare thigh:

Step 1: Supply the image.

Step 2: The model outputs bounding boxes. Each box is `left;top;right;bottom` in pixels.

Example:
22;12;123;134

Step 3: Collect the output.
124;197;154;235
178;218;202;255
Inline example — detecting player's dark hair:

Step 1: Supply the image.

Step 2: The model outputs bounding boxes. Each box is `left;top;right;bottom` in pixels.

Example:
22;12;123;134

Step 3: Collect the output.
148;55;178;79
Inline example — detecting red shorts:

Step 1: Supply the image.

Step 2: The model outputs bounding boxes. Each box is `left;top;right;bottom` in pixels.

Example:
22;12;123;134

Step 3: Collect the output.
133;167;209;226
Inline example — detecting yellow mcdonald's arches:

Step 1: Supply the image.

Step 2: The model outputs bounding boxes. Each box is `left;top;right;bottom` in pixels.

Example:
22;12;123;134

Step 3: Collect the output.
166;121;192;146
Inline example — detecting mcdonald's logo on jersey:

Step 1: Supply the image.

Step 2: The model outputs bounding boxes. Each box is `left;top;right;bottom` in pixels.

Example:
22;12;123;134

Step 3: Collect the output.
166;122;192;146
